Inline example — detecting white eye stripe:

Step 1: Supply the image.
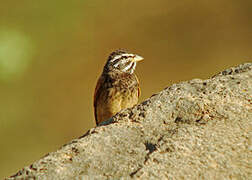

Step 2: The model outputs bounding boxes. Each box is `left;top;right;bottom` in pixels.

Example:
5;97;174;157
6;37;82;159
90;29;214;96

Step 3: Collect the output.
123;62;133;71
110;53;135;62
113;62;119;67
123;62;136;74
121;53;135;57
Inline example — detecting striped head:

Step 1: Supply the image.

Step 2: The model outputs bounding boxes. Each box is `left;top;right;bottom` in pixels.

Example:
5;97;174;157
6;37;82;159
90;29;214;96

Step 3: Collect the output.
104;50;143;74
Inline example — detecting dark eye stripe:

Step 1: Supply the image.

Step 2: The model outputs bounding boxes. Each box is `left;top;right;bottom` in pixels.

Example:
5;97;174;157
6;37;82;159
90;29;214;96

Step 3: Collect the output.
130;62;135;70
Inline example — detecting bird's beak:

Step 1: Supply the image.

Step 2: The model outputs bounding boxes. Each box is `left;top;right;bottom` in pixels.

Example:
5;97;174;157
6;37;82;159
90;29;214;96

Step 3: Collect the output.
133;55;144;62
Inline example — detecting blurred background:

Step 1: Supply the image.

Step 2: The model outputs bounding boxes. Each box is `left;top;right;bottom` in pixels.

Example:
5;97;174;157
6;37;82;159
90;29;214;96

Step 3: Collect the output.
0;0;251;178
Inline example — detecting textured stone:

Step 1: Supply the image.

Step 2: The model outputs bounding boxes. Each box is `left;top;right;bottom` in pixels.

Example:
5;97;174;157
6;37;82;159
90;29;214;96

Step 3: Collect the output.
7;63;252;179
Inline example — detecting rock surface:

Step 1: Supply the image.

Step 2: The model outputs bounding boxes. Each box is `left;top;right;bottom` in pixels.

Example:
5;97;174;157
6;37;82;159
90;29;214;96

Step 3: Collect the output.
7;63;252;179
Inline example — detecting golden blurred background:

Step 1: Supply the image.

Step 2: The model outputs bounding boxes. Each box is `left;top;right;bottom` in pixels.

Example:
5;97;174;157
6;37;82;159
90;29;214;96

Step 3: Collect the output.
0;0;251;178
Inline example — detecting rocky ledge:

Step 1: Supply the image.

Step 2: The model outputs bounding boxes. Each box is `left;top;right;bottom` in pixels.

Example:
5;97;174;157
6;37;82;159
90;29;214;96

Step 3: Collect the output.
7;63;252;179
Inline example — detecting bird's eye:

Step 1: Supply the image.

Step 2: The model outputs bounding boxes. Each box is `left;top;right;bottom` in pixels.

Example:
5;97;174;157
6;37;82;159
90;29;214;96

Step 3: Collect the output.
125;60;131;66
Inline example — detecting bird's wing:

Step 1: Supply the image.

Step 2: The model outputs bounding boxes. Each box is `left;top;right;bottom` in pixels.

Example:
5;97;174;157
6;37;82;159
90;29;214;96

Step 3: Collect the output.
93;75;105;125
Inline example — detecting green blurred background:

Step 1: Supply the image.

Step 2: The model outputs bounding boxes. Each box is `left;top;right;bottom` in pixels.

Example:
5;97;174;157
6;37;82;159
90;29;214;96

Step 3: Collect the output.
0;0;251;178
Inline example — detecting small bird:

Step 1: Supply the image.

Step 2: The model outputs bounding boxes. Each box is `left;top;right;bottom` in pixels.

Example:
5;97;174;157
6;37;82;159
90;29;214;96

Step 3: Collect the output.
93;50;143;125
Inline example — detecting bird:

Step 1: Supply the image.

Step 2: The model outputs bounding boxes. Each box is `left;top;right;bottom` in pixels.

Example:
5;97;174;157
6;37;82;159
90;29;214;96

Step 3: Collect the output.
93;49;143;125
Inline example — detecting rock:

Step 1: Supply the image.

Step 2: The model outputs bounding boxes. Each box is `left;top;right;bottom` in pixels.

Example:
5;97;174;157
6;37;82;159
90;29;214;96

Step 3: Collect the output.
7;63;252;180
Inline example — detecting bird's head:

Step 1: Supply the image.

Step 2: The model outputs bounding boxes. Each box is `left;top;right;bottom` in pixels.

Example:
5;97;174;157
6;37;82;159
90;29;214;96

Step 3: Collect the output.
104;50;143;74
